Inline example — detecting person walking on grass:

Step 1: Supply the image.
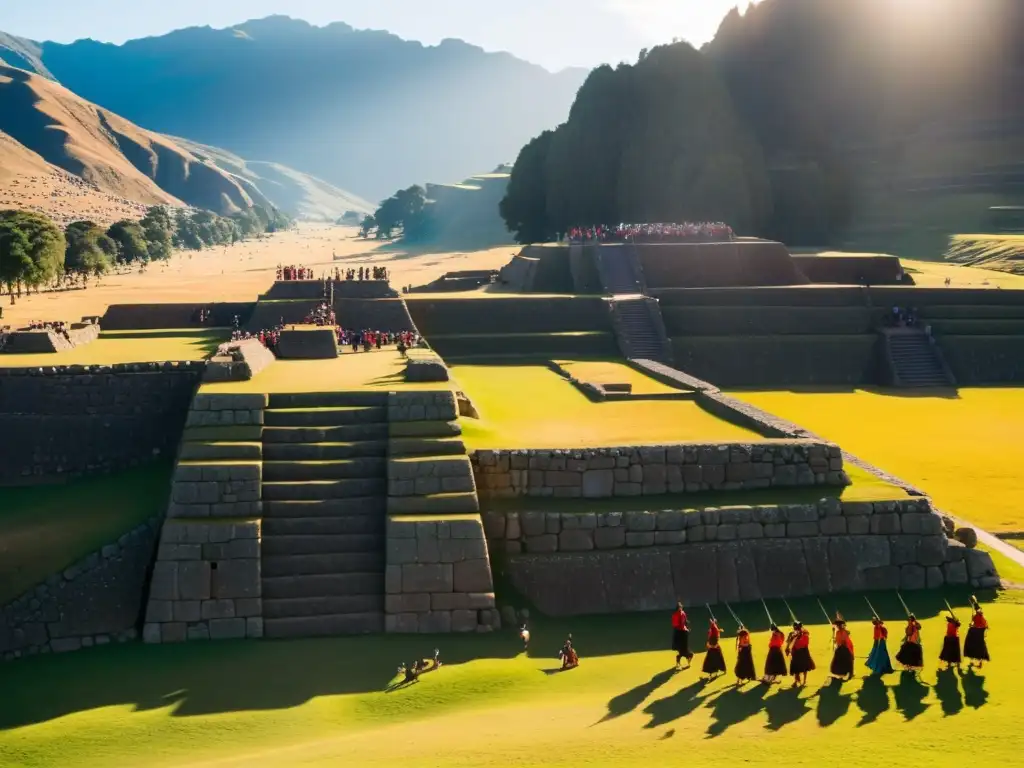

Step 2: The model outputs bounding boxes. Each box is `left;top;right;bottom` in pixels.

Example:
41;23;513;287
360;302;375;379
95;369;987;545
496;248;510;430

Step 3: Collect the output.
734;623;757;685
896;615;924;672
671;602;693;670
940;614;963;672
702;617;727;680
762;624;788;685
964;598;990;669
786;622;815;688
829;615;855;681
865;616;895;676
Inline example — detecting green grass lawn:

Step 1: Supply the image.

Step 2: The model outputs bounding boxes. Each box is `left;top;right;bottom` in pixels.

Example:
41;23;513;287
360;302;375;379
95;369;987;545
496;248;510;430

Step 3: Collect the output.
0;463;172;604
732;388;1024;533
0;330;228;368
0;589;1018;768
452;363;757;450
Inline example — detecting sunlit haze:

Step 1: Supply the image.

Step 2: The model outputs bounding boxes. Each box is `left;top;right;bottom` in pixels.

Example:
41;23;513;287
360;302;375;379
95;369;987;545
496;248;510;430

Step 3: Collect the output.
0;0;762;71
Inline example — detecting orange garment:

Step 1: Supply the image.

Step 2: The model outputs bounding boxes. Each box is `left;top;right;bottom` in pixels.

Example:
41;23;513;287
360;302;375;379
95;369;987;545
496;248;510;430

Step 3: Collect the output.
707;624;721;646
946;620;961;638
737;630;751;648
769;630;785;648
672;611;687;630
873;624;888;641
972;613;989;629
793;630;810;650
835;627;854;653
906;621;921;643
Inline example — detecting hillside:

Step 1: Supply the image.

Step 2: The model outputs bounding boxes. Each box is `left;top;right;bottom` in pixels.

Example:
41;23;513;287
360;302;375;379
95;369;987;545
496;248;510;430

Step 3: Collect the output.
170;138;374;222
419;171;513;248
7;16;589;201
0;63;270;219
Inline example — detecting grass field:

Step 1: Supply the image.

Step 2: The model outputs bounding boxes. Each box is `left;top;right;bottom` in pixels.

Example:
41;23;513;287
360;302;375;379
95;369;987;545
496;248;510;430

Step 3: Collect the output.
0;330;227;367
945;234;1024;277
0;463;172;604
555;360;687;395
452;363;755;450
731;388;1024;533
0;589;1017;768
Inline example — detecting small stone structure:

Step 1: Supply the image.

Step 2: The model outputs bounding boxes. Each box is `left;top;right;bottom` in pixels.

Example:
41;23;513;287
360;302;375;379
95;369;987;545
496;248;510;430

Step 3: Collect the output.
489;498;998;616
204;339;275;382
405;351;450;382
472;442;849;499
1;321;100;354
144;392;267;643
384;516;499;633
1;517;161;659
275;328;338;359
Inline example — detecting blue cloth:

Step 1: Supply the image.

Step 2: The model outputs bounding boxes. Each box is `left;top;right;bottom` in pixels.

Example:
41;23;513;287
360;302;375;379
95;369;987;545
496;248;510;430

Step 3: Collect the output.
865;639;894;675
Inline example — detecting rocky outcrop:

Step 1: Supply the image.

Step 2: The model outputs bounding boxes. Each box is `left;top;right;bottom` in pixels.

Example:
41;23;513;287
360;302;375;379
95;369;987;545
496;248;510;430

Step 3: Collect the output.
203;339;275;382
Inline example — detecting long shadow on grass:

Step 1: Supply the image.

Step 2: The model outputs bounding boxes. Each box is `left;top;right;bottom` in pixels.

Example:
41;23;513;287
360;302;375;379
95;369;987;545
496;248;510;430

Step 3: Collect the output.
960;668;989;709
814;678;853;727
934;668;964;717
893;670;930;721
598;668;677;723
856;674;891;726
705;682;768;737
763;686;812;731
642;679;710;730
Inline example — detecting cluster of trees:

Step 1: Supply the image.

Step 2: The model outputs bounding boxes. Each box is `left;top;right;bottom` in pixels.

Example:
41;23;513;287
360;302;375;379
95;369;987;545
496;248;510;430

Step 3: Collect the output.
500;44;770;244
0;204;290;303
359;186;431;241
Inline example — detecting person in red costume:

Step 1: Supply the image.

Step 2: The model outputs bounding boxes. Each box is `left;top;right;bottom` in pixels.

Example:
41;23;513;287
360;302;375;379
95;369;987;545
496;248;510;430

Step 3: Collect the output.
829;614;855;680
702;618;727;679
762;624;788;684
671;602;693;670
786;622;815;687
964;601;990;668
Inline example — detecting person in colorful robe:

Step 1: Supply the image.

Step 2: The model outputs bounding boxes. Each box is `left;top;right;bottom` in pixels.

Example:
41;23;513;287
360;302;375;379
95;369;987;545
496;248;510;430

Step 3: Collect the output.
865;616;895;675
762;624;788;684
734;623;757;684
786;622;815;687
702;618;728;678
895;615;924;671
671;602;693;669
939;614;963;670
829;616;855;680
963;605;990;668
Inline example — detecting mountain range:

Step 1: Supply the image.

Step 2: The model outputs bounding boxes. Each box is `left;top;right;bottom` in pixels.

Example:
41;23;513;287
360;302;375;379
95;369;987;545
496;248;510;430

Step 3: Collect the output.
1;16;588;203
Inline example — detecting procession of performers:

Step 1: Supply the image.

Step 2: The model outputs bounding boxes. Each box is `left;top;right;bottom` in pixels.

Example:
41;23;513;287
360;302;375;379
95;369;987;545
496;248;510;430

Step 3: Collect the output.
662;595;991;688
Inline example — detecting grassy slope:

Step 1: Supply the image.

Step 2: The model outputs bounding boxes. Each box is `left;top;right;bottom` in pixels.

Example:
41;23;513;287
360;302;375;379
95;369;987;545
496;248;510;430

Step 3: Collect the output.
0;330;228;367
0;463;173;604
0;590;1019;768
732;388;1024;532
945;234;1024;276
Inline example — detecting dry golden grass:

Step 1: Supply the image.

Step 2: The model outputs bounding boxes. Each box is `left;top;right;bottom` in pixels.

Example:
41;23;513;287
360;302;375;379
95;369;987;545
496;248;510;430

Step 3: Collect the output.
945;234;1024;277
555;360;686;395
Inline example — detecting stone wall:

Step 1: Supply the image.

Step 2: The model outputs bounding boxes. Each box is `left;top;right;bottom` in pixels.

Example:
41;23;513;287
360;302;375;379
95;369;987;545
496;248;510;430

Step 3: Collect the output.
472;442;849;500
384;515;499;633
405;352;450;383
0;517;161;660
204;339;275;382
492;498;999;616
387;391;458;422
142;520;263;643
0;364;203;485
2;322;100;354
276;328;338;359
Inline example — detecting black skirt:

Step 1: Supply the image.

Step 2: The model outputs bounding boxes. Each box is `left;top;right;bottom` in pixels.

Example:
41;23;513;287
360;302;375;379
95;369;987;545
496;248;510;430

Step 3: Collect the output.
963;627;990;661
764;646;788;676
789;647;815;675
830;645;854;677
672;628;691;656
735;645;757;680
896;640;923;668
940;636;962;664
703;645;727;674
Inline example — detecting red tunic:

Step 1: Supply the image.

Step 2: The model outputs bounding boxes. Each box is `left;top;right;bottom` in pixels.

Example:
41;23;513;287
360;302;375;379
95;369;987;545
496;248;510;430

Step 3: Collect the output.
737;630;751;648
793;630;810;650
906;621;921;643
946;621;961;638
707;624;721;646
873;624;888;641
769;630;785;648
972;613;988;630
672;611;687;630
836;627;854;654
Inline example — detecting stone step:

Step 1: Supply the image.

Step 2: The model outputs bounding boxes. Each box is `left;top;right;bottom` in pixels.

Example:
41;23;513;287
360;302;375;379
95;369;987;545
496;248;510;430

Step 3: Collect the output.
262;424;389;443
263;595;384;619
263;441;388;461
262;498;386;518
262;478;387;500
262;533;384;557
263;458;386;481
387;491;479;515
263;572;383;599
268;392;388;409
178;441;263;461
263;612;384;638
264;407;387;427
262;516;382;536
262;552;384;577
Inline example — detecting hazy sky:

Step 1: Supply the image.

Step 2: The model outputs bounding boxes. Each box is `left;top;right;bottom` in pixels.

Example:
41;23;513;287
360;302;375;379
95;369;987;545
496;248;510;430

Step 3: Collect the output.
0;0;759;71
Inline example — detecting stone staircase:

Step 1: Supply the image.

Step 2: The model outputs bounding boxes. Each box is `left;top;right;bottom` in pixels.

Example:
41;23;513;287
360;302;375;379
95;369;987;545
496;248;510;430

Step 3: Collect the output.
885;330;956;388
260;392;389;637
610;298;673;364
594;243;644;295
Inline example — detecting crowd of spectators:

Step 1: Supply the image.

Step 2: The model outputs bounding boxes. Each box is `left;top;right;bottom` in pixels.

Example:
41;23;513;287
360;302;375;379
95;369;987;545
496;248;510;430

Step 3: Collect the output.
277;265;391;282
568;222;735;244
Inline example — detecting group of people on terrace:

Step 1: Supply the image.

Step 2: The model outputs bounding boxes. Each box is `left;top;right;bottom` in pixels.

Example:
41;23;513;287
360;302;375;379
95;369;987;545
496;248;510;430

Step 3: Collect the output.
568;222;735;244
277;265;391;282
277;265;314;281
336;266;390;281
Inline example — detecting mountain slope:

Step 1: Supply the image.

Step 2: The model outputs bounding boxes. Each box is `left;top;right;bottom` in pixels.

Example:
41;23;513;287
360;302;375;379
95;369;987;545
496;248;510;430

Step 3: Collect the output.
0;63;269;217
16;16;588;201
170;137;374;221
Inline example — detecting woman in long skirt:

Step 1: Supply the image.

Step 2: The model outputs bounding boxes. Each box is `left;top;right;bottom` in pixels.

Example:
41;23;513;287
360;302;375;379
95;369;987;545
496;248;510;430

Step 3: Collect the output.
939;615;962;670
829;617;855;680
787;622;815;687
671;602;693;669
895;615;924;671
865;616;895;675
734;624;757;684
762;624;788;684
702;618;727;678
964;606;990;668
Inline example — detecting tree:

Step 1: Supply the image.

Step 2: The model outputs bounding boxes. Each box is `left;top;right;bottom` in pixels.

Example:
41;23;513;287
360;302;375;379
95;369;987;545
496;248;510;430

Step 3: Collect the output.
64;221;113;284
500;130;556;243
139;206;174;261
359;214;376;239
0;210;65;294
0;217;32;303
373;185;427;240
107;220;150;264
